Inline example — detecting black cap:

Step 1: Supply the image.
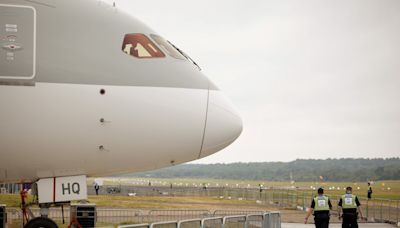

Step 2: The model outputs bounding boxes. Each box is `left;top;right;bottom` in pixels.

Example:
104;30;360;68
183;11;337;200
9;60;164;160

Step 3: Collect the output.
318;187;324;194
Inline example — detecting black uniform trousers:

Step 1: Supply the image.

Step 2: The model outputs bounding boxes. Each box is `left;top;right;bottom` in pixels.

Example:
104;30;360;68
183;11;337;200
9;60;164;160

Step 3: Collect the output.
342;213;358;228
314;212;330;228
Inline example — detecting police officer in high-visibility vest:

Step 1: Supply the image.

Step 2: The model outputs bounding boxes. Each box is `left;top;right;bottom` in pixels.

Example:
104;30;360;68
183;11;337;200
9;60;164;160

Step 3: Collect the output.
338;186;364;228
305;188;332;228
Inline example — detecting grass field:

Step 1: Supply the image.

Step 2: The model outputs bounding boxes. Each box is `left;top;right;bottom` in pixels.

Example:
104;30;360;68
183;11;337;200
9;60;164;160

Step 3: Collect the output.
89;195;264;209
1;179;399;208
0;194;266;210
90;177;400;200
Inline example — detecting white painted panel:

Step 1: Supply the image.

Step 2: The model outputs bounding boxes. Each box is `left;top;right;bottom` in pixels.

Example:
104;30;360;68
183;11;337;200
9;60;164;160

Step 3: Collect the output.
37;178;53;204
55;175;87;202
37;175;87;203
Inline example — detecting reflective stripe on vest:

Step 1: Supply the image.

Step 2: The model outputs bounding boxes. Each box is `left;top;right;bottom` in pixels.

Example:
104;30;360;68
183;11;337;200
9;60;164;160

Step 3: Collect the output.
314;196;330;211
342;194;357;209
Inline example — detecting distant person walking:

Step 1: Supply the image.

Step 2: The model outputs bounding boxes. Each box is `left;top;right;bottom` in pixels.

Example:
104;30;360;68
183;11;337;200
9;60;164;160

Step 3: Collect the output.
367;182;372;199
94;183;100;195
305;188;332;228
338;186;364;228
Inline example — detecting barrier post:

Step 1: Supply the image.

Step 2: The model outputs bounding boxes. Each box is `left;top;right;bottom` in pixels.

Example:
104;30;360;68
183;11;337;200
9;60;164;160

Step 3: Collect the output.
388;200;391;222
373;199;376;219
397;200;399;225
263;213;270;228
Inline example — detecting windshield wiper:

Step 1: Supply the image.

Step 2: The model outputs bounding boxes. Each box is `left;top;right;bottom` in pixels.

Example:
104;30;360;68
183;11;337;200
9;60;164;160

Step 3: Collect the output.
168;41;201;71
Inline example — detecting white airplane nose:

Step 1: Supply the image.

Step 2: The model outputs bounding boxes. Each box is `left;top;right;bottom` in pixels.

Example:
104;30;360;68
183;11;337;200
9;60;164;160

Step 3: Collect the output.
199;90;243;158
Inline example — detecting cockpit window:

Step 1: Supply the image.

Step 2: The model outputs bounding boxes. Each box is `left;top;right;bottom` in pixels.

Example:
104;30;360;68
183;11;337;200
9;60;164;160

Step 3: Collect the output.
150;34;201;70
150;34;186;60
169;41;202;71
122;34;165;58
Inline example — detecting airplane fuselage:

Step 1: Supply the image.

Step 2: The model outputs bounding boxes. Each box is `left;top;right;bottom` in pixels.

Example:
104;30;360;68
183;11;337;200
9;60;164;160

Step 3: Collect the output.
0;0;242;183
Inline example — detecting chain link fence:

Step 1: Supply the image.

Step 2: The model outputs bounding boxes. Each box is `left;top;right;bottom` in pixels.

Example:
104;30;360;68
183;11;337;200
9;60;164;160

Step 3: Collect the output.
86;184;399;225
207;188;399;225
2;183;398;225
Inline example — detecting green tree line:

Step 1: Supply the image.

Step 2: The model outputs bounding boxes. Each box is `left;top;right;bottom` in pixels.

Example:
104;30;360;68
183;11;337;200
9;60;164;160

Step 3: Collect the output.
124;158;400;182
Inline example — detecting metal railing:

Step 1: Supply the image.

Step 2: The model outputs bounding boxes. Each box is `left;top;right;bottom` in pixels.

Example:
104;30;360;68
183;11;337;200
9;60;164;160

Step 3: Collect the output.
117;212;281;228
178;219;202;228
246;214;264;228
119;224;150;228
0;183;22;194
201;217;223;228
5;209;273;225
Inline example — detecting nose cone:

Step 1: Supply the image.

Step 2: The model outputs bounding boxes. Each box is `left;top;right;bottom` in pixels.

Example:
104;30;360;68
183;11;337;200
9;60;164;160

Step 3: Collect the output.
199;90;243;158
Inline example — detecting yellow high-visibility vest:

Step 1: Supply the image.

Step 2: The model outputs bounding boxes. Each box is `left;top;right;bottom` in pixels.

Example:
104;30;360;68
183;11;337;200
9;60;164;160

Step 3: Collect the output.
341;194;357;209
314;196;330;211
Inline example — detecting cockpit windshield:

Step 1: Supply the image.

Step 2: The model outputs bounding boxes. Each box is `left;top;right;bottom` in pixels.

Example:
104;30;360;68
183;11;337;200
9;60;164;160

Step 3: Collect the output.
122;34;165;58
168;41;202;71
151;34;201;70
150;34;186;60
121;33;201;70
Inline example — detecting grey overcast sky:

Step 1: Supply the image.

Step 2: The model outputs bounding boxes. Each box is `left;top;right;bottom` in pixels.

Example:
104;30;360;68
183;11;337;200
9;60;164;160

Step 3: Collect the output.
117;0;400;163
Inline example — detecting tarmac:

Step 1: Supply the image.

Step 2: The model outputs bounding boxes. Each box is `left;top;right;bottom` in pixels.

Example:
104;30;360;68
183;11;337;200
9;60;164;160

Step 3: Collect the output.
282;223;396;227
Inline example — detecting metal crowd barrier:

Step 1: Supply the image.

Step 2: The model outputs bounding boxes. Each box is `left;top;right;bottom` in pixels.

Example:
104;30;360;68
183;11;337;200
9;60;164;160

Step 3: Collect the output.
119;224;150;228
4;208;279;227
178;219;202;228
150;220;178;228
223;215;246;228
0;183;22;194
264;212;281;228
117;212;281;228
246;214;264;228
201;217;223;228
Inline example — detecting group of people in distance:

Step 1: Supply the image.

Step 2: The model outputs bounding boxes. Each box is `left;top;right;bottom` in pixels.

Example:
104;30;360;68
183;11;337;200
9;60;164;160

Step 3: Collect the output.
305;183;372;228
